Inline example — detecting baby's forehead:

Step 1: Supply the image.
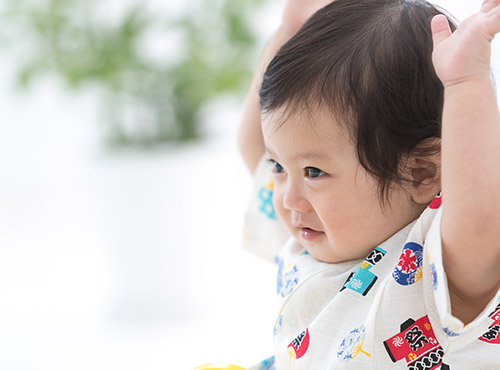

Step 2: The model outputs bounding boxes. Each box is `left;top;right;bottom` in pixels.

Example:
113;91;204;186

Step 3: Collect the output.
262;104;352;141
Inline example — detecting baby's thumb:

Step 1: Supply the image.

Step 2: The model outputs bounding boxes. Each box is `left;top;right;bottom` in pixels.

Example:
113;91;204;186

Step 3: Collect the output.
431;15;452;47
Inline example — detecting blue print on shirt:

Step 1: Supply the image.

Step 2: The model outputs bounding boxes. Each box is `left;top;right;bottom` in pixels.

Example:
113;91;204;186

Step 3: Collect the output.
393;242;423;286
341;247;386;296
259;356;276;370
258;185;277;219
277;257;299;297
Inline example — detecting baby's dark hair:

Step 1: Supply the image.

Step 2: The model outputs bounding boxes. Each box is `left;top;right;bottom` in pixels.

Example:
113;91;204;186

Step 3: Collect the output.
259;0;457;203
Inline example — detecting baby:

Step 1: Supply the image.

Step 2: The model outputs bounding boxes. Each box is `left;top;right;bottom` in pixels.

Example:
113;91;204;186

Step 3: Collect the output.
240;0;500;368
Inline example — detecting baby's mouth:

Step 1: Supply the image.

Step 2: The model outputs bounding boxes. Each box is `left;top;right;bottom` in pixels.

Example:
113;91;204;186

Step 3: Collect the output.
299;227;324;241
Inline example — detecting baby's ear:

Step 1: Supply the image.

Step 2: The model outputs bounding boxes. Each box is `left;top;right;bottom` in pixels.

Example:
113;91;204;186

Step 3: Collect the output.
407;138;441;204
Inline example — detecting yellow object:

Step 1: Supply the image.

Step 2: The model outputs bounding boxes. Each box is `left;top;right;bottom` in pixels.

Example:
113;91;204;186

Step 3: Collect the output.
352;339;371;358
288;346;296;366
414;267;423;283
193;364;247;370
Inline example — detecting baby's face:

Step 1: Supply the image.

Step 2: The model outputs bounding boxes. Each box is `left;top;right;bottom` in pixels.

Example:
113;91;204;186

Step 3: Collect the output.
262;107;424;263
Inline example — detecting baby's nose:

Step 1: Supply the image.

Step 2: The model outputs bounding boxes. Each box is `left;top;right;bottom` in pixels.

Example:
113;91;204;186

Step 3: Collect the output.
282;182;311;213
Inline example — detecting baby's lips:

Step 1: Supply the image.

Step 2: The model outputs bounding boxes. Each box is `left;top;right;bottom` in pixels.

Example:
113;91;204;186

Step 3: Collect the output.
292;221;318;232
300;227;325;241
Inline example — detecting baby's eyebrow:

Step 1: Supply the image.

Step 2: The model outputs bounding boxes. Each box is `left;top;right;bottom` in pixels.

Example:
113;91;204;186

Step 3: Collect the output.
292;151;330;161
264;146;280;158
265;146;330;162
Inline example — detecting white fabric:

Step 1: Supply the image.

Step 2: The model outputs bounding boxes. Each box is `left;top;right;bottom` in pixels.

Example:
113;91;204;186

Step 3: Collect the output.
242;156;290;263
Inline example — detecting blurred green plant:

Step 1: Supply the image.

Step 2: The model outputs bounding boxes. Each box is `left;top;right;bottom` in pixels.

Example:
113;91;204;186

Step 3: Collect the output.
1;0;268;146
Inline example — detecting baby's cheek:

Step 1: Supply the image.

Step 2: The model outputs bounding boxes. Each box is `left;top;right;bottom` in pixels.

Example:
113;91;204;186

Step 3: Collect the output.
321;204;355;240
272;189;285;218
272;188;291;227
321;203;344;227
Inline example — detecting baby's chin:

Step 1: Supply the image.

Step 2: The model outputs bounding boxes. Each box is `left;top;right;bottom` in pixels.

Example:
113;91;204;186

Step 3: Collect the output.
299;239;368;264
298;241;342;264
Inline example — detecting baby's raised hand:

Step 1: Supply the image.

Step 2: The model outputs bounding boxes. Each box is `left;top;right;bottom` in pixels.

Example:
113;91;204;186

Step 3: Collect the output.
431;0;500;88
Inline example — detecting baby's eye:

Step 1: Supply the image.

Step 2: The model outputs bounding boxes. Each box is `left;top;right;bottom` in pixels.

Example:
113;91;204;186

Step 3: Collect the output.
305;167;326;179
269;159;284;174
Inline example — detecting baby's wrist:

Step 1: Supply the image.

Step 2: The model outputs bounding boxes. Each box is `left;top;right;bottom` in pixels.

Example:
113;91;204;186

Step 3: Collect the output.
441;73;493;91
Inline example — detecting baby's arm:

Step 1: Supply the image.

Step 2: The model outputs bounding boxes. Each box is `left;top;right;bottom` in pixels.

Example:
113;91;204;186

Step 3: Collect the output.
238;27;291;174
238;0;333;174
431;1;500;324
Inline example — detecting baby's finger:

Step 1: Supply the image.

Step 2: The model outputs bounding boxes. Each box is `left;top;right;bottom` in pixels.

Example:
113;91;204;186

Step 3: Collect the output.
481;0;500;13
431;14;452;47
484;3;500;37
